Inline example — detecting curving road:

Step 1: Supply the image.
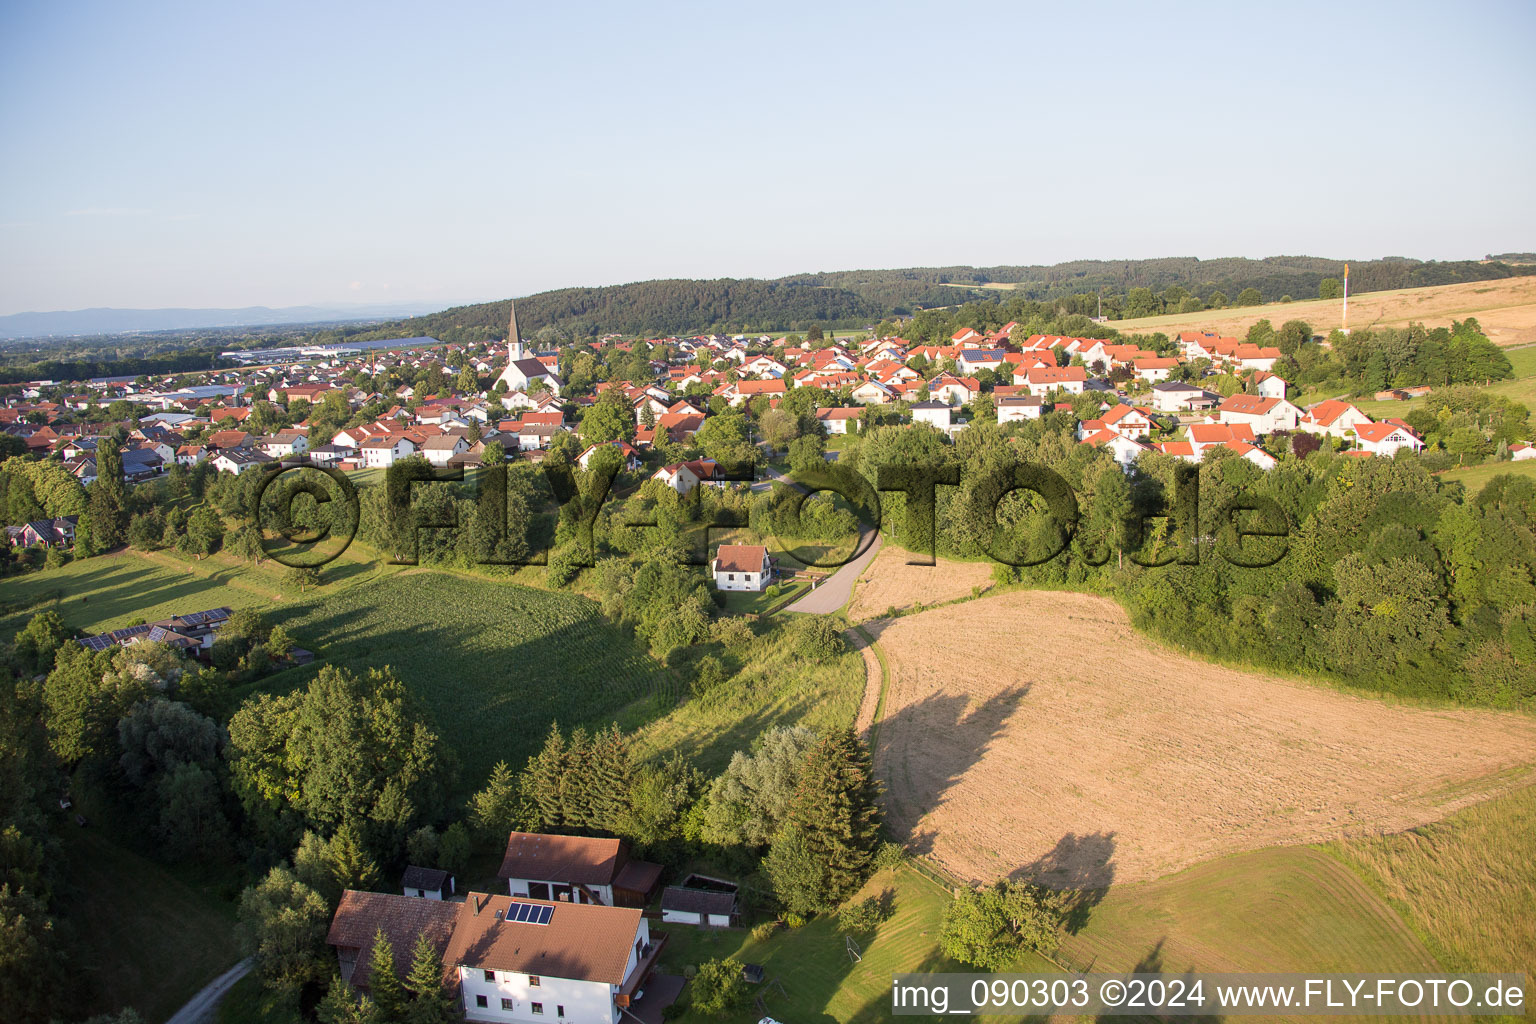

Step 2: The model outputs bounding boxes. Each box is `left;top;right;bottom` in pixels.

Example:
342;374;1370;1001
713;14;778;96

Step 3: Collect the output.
785;528;882;615
162;958;251;1024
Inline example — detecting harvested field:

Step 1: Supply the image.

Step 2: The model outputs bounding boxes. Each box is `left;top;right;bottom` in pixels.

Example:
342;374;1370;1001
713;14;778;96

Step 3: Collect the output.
1104;276;1536;347
868;590;1536;885
847;543;994;622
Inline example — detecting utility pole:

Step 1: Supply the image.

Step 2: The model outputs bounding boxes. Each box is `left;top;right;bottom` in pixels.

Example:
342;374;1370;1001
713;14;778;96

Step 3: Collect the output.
1341;263;1350;335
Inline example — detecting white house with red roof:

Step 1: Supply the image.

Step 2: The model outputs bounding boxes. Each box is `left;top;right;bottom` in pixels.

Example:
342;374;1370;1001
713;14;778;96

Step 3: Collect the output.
1353;420;1424;457
1080;428;1151;469
1213;394;1301;434
712;543;772;591
1298;399;1372;439
1132;357;1179;383
1024;365;1088;396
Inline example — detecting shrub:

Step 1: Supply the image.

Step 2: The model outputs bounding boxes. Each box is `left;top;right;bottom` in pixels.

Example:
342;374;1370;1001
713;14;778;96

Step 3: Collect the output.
873;840;906;871
782;911;806;928
710;616;755;652
691;655;728;699
750;921;777;942
690;958;746;1016
788;615;844;660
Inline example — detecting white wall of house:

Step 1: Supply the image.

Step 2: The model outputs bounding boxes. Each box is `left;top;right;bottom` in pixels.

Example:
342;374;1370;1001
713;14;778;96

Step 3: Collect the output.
459;967;613;1024
713;565;766;592
912;406;952;430
504;877;614;906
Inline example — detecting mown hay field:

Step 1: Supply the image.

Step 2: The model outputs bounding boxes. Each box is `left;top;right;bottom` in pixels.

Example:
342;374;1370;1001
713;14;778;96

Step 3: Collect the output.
1104;276;1536;347
867;590;1536;885
846;543;995;622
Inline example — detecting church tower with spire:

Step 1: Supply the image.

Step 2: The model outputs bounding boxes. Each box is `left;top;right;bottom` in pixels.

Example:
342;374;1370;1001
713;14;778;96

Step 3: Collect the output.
507;299;525;362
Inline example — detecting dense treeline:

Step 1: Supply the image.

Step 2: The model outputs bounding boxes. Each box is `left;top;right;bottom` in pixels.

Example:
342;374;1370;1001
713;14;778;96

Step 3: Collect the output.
833;417;1536;708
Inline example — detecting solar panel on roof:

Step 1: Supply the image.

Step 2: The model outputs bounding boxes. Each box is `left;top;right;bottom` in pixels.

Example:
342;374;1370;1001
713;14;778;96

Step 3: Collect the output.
535;905;552;924
512;903;532;922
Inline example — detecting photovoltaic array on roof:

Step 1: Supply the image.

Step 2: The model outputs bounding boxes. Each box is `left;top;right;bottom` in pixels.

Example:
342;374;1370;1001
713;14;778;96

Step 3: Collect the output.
506;902;553;925
78;635;114;652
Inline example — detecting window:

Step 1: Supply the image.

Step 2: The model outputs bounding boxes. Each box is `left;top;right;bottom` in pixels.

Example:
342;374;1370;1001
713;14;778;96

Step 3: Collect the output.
528;976;541;987
727;573;735;581
501;998;514;1011
557;1008;565;1019
531;1003;544;1015
483;969;495;982
475;995;488;1008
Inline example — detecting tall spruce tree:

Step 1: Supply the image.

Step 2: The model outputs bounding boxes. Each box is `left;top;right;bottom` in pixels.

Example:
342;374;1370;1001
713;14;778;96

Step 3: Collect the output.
526;724;567;827
366;929;405;1022
403;931;456;1024
87;439;128;549
764;729;882;914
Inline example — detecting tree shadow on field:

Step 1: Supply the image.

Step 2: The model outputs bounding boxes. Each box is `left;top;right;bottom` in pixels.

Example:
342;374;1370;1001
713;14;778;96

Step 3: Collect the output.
1010;831;1117;934
873;685;1030;855
1096;939;1225;1024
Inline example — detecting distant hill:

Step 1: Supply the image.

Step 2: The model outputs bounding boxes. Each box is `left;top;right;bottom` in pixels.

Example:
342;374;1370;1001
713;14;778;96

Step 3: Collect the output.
0;301;448;340
398;256;1536;342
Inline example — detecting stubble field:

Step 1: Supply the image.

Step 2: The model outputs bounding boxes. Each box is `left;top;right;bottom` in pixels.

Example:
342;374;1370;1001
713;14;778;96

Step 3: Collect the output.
867;589;1536;886
846;544;995;622
1102;275;1536;346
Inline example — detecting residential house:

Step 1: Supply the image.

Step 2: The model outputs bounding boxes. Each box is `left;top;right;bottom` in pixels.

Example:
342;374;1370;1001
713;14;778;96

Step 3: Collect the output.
650;458;722;496
712;544;772;592
909;400;953;431
446;893;667;1024
815;407;863;435
1298;399;1372;439
1213;394;1301;434
996;396;1044;424
577;441;642;470
1132;357;1179;384
1353;421;1425;457
497;832;662;908
326;890;459;994
1148;381;1220;414
361;435;418;468
1024;365;1088;396
211;448;274;475
420;434;470;466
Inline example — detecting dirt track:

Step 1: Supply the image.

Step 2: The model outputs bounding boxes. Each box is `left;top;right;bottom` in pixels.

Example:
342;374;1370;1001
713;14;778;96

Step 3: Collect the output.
868;590;1536;886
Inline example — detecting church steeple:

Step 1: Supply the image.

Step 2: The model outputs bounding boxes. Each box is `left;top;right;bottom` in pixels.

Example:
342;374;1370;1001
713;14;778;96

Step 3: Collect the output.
507;300;524;362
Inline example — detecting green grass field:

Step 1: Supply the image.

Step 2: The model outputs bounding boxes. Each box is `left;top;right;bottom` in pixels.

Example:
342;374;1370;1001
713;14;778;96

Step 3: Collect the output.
1436;459;1536;493
659;862;1054;1024
1059;847;1439;977
60;828;243;1022
1326;785;1536;985
622;616;863;774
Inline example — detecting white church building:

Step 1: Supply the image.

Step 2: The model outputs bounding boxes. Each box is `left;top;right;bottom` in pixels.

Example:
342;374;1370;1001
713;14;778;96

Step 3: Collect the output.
496;300;564;396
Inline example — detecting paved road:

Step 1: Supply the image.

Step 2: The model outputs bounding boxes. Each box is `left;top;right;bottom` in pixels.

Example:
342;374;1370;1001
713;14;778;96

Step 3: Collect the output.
163;958;252;1024
785;528;883;614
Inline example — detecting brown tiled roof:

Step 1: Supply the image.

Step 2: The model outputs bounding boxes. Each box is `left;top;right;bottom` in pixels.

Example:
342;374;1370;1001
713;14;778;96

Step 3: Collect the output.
325;890;458;989
612;859;663;896
714;544;768;573
444;894;640;985
660;885;736;916
496;832;622;885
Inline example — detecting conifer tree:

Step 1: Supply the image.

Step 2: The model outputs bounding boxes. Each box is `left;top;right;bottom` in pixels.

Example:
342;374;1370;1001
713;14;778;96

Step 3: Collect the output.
469;760;521;841
366;929;405;1022
403;931;456;1024
765;729;882;914
328;823;382;894
526;723;566;827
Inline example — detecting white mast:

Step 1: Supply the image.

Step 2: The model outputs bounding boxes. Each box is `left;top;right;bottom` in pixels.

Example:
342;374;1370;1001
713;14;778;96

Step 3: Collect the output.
1341;263;1350;335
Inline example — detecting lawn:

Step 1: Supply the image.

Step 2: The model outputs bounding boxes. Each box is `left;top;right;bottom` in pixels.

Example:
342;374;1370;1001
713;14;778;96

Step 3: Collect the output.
1436;459;1536;494
658;862;1055;1024
0;551;277;638
60;827;244;1022
717;579;809;616
1325;784;1536;984
264;569;680;796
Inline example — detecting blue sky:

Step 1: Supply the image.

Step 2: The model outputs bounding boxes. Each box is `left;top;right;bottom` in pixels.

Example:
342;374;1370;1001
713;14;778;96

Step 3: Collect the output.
1;0;1533;314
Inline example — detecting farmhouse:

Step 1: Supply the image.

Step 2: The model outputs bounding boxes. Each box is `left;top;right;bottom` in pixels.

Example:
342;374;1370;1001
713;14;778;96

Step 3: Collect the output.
712;543;772;592
497;832;662;908
327;889;458;993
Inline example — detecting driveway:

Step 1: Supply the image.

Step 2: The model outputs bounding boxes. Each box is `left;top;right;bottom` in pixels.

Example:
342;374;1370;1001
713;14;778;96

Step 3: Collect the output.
163;958;252;1024
785;528;882;615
